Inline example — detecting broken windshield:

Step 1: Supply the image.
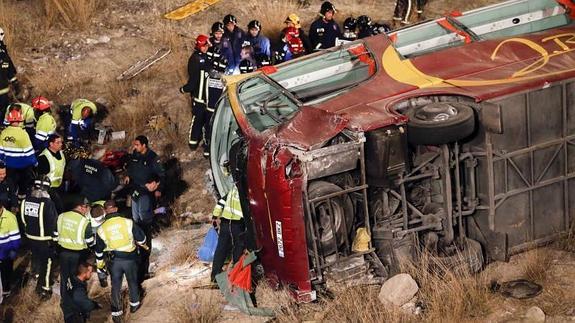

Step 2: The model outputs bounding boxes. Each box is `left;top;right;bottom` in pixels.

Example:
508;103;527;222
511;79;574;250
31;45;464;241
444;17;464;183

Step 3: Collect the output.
237;76;301;132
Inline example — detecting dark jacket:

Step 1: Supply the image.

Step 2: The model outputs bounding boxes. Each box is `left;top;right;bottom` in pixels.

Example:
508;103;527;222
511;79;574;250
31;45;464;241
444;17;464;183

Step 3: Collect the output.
182;51;209;104
0;42;17;90
126;149;165;189
69;159;118;203
309;18;342;50
20;194;58;242
0;177;18;210
223;26;246;69
241;34;271;58
60;275;98;321
209;36;234;69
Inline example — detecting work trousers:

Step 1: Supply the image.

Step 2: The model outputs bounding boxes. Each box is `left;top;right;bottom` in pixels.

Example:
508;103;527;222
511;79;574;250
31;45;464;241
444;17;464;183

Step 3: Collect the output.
64;313;86;323
110;257;140;318
7;166;35;198
59;249;89;298
136;222;152;285
0;93;9;118
188;101;211;150
211;218;246;281
29;240;54;293
48;186;64;214
393;0;427;23
0;258;13;293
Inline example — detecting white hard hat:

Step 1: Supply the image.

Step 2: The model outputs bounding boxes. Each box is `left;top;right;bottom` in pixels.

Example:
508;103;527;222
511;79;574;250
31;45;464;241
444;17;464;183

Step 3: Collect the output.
0;27;4;42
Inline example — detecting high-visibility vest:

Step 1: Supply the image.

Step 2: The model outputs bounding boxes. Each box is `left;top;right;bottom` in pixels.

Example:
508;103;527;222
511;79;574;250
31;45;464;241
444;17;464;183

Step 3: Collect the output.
34;113;56;143
39;149;65;188
0;126;37;169
57;211;90;251
70;99;97;123
0;209;21;255
97;216;136;253
212;186;243;221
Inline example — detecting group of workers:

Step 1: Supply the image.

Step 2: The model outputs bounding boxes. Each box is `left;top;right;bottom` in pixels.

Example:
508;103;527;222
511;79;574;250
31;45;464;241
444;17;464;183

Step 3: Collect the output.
1;27;167;322
181;0;428;155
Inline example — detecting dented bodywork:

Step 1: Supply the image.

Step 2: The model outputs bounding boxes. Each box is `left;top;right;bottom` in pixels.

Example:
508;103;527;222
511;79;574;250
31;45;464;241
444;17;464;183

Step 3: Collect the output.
210;0;575;301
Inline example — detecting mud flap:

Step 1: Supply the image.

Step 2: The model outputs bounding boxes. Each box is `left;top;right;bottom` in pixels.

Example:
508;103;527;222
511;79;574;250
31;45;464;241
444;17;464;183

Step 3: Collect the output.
467;217;508;262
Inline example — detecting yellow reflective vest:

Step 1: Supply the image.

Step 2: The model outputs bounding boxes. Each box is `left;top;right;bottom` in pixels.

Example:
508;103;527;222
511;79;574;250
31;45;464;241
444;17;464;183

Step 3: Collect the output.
57;211;93;251
39;149;65;188
34;113;57;143
71;99;97;122
96;216;136;253
212;185;243;221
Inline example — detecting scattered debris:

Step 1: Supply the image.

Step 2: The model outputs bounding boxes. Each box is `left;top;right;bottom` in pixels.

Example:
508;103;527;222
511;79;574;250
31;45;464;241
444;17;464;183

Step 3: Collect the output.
164;0;222;20
117;48;171;81
523;306;545;323
378;273;419;307
491;279;543;299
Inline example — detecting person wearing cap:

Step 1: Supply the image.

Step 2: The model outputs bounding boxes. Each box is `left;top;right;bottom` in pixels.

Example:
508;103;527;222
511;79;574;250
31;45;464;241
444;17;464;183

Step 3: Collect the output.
68;148;118;205
180;34;212;151
208;21;233;73
0;108;37;198
67;98;97;147
0;27;20;116
20;176;59;299
32;96;57;152
0;197;20;299
284;13;312;54
131;174;160;284
309;1;342;50
96;200;147;322
4;103;36;139
241;20;270;59
57;197;94;303
37;134;65;213
222;14;246;71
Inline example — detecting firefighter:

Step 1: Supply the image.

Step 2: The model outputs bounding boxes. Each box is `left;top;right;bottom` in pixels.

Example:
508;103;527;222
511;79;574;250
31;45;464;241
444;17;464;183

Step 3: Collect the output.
131;174;160;284
0;27;20;116
125;135;165;192
341;17;358;42
0;198;20;298
208;22;233;72
242;20;271;59
180;35;211;151
0;162;18;214
254;53;271;69
239;59;256;74
222;14;246;71
20;177;58;299
68;149;118;205
96;200;147;322
60;262;101;323
32;96;57;152
309;1;341;51
67;98;97;147
0;108;37;198
57;197;94;316
284;14;312;53
37;134;65;213
275;27;305;63
4;103;36;139
393;0;427;25
210;182;245;282
357;15;374;39
204;56;227;157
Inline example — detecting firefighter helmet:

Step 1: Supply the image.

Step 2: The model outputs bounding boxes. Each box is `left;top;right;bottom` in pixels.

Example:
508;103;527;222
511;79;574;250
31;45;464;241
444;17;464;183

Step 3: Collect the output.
284;14;301;29
344;17;357;31
357;15;372;29
247;20;261;31
211;21;225;34
239;59;255;74
0;27;4;42
6;107;23;123
223;14;237;25
320;1;336;15
195;34;210;50
31;96;51;111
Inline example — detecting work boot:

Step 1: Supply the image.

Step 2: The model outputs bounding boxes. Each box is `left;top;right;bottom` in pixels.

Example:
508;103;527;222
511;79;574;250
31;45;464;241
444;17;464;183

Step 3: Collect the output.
112;315;123;323
188;143;199;151
37;289;52;301
130;303;141;313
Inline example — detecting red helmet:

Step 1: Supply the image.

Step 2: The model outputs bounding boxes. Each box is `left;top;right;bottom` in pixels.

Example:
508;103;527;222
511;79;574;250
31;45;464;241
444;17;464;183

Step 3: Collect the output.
6;108;23;123
195;34;210;50
31;96;51;111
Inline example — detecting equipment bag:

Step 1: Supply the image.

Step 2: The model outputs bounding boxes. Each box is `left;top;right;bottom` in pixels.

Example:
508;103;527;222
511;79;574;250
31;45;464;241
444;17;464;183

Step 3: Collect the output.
197;227;218;262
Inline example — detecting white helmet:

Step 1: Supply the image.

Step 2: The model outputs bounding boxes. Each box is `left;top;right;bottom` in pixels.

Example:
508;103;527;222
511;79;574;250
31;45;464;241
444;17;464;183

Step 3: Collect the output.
0;27;4;42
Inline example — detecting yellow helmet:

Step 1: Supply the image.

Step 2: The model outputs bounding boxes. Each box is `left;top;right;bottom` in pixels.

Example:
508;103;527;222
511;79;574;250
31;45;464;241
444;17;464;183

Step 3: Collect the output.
284;13;301;29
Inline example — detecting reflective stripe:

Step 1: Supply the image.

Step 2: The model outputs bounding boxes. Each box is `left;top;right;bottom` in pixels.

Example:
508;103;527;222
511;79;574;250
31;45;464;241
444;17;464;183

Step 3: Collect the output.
206;107;215;112
111;311;123;316
0;88;8;95
25;234;52;241
39;203;45;237
44;258;52;291
197;70;206;102
189;140;198;145
130;301;140;306
9;77;17;83
71;119;82;125
0;233;21;244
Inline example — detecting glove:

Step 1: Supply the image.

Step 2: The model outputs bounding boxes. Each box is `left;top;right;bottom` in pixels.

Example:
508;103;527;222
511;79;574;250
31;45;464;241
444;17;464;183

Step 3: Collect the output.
97;268;108;288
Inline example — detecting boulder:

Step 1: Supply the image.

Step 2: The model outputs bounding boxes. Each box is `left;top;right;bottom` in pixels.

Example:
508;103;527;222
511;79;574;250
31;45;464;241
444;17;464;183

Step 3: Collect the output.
524;306;545;323
378;273;419;307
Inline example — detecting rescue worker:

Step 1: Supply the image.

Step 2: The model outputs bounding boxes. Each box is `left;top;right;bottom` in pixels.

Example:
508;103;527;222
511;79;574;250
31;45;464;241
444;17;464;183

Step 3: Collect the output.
393;0;427;25
67;98;97;147
275;27;305;63
20;177;58;299
341;17;358;43
0;27;20;115
57;197;94;301
242;20;271;59
180;35;211;151
204;56;227;157
96;200;147;322
68;149;118;205
0;162;18;213
284;14;311;53
4;103;36;138
239;59;256;74
125;135;165;192
208;22;233;72
309;1;341;50
210;182;245;282
357;15;374;39
0;108;37;198
222;14;246;71
0;198;20;298
61;262;101;323
254;53;271;69
37;134;65;213
131;174;160;284
32;96;57;152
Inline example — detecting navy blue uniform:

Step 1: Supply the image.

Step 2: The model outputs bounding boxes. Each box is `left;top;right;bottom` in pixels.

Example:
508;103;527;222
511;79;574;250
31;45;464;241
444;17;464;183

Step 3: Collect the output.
181;51;210;149
223;26;246;70
309;18;341;50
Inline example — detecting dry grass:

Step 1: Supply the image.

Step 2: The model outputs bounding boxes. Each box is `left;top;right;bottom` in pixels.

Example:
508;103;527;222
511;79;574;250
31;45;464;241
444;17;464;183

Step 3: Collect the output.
1;284;63;322
555;221;575;253
172;294;222;323
40;0;101;30
245;0;302;41
519;249;554;284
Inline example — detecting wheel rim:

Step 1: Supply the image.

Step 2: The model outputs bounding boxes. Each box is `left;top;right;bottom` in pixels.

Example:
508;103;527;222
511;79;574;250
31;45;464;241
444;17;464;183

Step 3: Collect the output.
315;198;344;244
414;104;458;122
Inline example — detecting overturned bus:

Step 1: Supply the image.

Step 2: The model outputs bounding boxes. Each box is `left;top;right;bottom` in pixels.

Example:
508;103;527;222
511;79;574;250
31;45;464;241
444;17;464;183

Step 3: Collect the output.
209;0;575;302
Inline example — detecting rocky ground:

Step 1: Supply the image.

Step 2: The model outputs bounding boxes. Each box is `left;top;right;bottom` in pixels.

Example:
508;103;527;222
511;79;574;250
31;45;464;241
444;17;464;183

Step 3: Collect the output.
3;0;575;322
